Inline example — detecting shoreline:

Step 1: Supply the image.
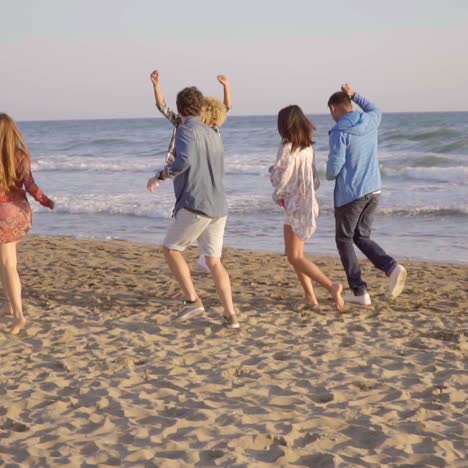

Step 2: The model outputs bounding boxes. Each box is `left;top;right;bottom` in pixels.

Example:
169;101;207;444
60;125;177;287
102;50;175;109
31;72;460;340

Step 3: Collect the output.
25;233;468;266
19;110;468;123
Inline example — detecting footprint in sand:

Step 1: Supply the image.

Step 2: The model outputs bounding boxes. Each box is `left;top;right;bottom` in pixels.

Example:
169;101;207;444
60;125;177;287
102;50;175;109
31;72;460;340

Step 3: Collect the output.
1;418;29;432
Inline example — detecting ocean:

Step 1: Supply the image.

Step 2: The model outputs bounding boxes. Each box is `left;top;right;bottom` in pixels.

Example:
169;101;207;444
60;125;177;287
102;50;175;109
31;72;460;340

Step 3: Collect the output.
19;112;468;264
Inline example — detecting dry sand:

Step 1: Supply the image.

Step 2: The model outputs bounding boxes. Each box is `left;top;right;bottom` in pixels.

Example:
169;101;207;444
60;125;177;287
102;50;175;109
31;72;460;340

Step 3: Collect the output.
0;235;466;467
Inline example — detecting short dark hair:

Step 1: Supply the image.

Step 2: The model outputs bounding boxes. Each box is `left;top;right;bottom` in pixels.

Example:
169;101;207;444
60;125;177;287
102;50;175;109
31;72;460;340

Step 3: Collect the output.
277;105;315;152
328;91;352;108
176;87;204;116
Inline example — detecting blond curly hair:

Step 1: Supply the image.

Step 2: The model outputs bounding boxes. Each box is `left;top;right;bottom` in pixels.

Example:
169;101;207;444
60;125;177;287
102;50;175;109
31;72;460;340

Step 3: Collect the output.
201;97;227;127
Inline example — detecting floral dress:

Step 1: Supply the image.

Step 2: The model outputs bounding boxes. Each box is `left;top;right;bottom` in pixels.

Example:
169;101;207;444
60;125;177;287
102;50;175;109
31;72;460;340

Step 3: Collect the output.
270;142;319;241
0;151;53;243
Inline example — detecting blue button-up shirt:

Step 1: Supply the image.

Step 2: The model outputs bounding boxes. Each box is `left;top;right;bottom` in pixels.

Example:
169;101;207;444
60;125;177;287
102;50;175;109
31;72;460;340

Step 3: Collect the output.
167;116;228;218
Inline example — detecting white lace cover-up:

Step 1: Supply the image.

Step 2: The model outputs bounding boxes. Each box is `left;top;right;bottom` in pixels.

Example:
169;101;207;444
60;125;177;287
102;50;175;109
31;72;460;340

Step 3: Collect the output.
270;143;319;241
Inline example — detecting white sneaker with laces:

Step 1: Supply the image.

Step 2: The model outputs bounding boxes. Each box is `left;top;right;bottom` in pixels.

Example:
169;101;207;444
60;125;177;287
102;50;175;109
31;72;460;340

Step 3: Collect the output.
344;292;372;306
388;264;407;300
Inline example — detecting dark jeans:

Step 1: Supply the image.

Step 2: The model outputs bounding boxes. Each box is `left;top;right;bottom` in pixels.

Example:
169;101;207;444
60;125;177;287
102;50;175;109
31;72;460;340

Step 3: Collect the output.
335;193;396;295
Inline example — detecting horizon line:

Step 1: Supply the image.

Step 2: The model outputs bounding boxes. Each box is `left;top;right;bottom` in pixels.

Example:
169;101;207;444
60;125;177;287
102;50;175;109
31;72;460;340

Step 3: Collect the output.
18;110;468;123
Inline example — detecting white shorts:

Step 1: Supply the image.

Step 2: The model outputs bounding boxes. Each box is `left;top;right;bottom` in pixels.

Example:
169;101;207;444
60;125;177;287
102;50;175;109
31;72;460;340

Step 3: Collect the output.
163;209;227;258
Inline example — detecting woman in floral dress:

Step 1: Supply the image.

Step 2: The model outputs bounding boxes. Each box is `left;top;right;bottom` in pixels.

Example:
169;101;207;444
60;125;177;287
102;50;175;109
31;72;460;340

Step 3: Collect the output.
270;106;344;311
0;114;54;334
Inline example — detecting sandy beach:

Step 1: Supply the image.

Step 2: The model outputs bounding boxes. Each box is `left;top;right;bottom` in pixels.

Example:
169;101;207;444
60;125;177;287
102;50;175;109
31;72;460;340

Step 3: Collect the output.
0;235;466;466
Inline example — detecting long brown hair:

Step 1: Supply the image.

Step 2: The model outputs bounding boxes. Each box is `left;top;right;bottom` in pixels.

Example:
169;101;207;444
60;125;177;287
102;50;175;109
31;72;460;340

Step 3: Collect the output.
0;113;31;192
277;105;316;152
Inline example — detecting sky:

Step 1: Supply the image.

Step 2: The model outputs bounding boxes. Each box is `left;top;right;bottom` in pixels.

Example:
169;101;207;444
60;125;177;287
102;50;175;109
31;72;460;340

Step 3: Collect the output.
1;0;467;120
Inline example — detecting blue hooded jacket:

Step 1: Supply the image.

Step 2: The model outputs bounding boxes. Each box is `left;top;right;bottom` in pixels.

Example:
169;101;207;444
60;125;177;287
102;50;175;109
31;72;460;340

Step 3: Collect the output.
326;93;382;208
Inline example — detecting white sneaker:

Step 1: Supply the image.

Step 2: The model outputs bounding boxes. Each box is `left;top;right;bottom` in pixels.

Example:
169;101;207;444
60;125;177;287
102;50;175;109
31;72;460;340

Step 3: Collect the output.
388;264;407;300
344;292;372;306
197;255;210;274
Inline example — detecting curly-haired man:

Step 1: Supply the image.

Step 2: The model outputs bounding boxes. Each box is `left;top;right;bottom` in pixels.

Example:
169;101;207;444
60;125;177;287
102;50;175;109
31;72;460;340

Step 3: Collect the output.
148;86;239;328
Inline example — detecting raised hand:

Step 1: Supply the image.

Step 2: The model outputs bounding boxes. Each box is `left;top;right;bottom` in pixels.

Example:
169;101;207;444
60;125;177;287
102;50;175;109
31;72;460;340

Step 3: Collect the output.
217;74;229;86
341;83;355;98
150;70;161;86
217;74;232;111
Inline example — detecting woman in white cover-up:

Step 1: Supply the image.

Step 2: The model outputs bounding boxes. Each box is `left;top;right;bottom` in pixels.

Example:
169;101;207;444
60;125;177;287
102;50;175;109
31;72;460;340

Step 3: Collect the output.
270;105;344;311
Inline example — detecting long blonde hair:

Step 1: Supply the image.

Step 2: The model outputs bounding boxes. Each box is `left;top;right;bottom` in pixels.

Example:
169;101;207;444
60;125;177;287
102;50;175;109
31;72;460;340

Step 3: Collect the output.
0;113;31;192
201;97;227;127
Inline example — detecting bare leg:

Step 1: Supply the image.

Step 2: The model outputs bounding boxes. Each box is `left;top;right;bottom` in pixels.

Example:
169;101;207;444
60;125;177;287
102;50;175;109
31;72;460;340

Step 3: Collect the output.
293;269;318;306
163;247;198;302
0;265;10;315
205;257;236;318
284;225;344;311
0;242;26;334
283;241;318;304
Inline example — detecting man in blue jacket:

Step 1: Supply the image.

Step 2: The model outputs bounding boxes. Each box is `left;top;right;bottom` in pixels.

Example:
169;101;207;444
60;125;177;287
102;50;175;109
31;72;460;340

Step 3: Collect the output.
326;84;407;305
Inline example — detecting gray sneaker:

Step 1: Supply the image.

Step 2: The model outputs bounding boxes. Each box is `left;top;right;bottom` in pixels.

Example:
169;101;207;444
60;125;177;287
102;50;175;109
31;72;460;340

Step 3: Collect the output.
177;299;205;320
223;313;240;329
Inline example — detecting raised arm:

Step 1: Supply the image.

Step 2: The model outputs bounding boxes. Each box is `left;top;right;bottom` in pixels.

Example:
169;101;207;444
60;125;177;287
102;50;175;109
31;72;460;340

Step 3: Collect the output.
150;70;180;126
217;75;232;111
20;154;54;209
326;131;347;180
342;83;382;127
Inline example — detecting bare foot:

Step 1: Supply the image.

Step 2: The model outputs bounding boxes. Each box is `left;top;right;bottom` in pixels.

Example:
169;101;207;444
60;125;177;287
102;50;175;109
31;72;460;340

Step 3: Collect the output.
297;295;321;311
331;283;345;312
10;317;27;336
297;303;321;313
303;295;319;306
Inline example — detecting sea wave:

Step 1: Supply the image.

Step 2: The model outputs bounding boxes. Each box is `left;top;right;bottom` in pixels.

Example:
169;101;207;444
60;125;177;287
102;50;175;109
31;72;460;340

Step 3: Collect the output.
379;129;468;155
382;166;467;184
403;128;461;141
31;153;272;175
30;151;468;186
31;155;162;173
31;192;467;220
378;206;468;217
31;193;173;218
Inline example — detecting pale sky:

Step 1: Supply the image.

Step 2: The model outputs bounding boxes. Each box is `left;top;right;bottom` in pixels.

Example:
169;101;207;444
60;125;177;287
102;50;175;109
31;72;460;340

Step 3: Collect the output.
1;0;467;120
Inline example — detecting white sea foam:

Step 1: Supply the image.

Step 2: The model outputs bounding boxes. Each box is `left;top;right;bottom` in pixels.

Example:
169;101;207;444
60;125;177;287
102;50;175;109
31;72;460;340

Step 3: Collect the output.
31;193;173;218
30;151;468;187
31;155;159;173
378;206;468;217
31;191;467;219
